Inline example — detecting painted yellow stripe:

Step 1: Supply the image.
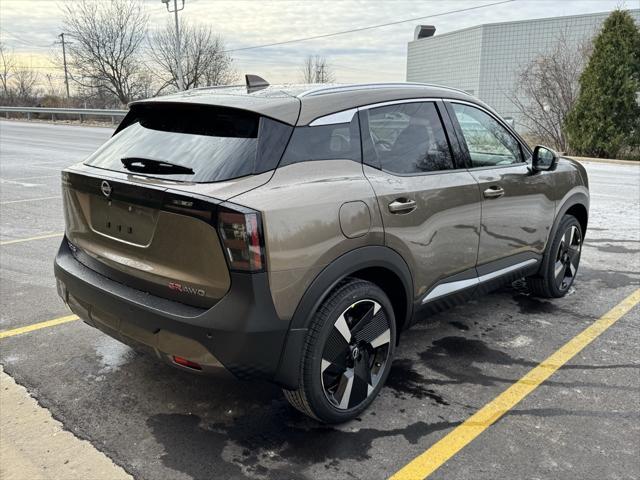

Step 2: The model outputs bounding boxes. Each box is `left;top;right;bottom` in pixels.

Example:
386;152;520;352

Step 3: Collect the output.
0;315;79;339
391;288;640;480
0;232;63;246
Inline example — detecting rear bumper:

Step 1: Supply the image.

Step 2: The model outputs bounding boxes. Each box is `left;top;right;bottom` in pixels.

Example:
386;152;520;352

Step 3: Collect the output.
54;239;288;380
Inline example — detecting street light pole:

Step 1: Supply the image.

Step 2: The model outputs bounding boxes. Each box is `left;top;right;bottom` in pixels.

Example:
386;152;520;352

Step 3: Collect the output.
162;0;185;91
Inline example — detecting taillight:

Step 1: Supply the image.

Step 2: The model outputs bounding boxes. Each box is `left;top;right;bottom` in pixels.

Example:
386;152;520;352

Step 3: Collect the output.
217;205;265;272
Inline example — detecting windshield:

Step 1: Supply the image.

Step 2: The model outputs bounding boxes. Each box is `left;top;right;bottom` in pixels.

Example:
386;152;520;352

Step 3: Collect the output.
84;104;292;183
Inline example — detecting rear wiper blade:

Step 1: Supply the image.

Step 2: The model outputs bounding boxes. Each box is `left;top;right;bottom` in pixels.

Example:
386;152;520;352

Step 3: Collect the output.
121;157;194;175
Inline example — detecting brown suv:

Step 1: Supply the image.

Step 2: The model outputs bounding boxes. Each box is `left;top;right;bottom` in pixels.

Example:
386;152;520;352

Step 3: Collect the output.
54;79;589;423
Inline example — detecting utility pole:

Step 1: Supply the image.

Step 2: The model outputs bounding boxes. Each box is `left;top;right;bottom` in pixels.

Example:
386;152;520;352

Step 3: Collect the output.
162;0;185;91
57;33;70;98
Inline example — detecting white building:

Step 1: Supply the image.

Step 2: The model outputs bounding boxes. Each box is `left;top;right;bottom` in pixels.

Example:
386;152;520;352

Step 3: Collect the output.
406;10;640;130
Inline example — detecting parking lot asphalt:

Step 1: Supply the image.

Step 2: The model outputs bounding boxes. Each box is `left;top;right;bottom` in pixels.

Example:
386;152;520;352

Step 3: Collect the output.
0;119;639;480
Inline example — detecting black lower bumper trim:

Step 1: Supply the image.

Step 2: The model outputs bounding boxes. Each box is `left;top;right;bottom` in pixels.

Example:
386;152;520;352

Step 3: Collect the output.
54;239;288;381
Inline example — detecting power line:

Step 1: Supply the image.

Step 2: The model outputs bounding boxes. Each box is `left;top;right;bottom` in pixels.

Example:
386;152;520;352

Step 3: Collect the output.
10;65;59;70
222;0;516;53
0;29;54;49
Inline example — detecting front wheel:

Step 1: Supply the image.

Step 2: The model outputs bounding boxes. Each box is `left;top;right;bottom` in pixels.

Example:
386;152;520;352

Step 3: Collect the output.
283;278;396;423
527;214;583;298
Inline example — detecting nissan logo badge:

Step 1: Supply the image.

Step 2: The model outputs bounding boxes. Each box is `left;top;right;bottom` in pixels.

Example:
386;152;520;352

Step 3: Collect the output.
101;180;112;198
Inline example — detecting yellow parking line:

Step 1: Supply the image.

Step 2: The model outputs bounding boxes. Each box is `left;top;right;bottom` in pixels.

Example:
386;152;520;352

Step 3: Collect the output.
0;315;79;339
0;232;63;245
390;287;640;480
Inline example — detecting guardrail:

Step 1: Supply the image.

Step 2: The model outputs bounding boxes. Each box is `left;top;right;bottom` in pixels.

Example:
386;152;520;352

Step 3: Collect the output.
0;106;127;124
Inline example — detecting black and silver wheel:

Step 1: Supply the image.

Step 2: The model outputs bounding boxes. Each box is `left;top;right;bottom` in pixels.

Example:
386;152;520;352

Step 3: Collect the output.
283;278;396;423
528;215;583;298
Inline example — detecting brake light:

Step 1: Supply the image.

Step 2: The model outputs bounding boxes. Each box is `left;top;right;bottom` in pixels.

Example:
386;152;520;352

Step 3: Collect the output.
217;206;265;272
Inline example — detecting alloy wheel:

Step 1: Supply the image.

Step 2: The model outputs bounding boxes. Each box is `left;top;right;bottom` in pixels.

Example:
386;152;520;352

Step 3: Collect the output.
320;299;391;410
554;224;582;291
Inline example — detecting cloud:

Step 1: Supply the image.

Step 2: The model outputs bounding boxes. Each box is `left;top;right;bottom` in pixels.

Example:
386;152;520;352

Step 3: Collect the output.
0;0;624;84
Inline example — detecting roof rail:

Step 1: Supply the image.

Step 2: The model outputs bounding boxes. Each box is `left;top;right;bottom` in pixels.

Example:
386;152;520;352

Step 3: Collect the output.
189;83;244;92
297;82;473;98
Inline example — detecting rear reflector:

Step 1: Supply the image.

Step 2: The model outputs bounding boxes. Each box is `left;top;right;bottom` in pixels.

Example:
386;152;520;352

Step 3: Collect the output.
172;356;202;370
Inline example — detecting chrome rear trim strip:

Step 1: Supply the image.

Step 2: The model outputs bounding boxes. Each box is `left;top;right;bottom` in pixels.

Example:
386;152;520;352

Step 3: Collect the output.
308;108;357;126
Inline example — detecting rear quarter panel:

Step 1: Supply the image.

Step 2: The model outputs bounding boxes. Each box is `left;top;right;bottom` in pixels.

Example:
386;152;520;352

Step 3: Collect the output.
231;160;384;321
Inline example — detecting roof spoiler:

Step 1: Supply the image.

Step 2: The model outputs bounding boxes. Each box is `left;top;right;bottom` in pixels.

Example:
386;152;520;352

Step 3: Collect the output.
245;74;269;93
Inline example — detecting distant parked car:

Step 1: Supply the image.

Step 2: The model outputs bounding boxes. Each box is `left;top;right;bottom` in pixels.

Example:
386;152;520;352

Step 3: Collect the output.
55;78;589;423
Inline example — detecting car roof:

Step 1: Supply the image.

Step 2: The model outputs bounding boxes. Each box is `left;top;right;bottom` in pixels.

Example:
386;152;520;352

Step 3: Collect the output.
132;82;477;126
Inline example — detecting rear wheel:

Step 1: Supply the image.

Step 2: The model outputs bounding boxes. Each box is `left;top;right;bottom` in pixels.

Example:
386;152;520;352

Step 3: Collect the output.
283;278;396;423
528;215;583;298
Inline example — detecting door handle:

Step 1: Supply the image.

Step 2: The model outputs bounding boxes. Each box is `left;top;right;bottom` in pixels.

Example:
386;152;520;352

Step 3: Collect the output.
483;186;505;199
388;198;417;214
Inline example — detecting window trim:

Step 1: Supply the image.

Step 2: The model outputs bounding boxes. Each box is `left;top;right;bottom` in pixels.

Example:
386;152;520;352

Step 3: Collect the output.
298;96;532;174
308;108;357;126
358;100;458;177
358;97;441;111
444;99;532;170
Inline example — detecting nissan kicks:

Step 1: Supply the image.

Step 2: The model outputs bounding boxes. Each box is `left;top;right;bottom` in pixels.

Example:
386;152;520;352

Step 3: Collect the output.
54;78;589;423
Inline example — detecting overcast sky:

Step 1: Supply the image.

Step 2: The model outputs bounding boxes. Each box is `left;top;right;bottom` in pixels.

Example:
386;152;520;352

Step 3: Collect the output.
0;0;631;85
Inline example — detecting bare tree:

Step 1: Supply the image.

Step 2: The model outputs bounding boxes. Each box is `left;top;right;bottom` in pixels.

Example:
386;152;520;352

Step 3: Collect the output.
301;56;315;84
0;42;15;98
44;74;63;98
137;71;157;100
12;68;40;101
148;19;236;92
60;0;148;105
510;31;592;152
300;55;335;84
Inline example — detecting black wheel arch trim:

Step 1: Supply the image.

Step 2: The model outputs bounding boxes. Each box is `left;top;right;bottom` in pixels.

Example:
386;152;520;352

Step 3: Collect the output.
552;192;589;242
273;245;413;389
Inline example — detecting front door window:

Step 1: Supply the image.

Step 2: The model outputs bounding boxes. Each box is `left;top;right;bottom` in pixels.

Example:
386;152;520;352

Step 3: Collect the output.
451;103;523;168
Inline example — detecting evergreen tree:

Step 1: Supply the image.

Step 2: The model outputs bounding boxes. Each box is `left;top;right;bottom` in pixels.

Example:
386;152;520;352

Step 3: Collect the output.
565;10;640;159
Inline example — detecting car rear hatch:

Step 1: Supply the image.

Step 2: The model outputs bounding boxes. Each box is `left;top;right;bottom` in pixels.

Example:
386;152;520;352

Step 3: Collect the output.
62;102;294;309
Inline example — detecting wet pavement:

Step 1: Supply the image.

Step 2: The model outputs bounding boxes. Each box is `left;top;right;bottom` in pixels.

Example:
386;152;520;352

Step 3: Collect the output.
1;120;638;479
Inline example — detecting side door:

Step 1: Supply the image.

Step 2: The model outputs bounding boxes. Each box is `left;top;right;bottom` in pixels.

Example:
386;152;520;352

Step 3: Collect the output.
359;100;482;307
445;101;555;272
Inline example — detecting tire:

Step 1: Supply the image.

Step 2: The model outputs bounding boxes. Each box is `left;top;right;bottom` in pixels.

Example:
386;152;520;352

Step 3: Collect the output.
527;215;583;298
283;278;396;423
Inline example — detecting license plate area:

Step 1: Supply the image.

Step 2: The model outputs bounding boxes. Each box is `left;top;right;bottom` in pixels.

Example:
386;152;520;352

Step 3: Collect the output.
90;196;158;246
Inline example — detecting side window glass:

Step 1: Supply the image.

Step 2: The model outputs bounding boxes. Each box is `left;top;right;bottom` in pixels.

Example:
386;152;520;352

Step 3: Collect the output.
279;115;360;167
361;102;454;175
451;103;523;167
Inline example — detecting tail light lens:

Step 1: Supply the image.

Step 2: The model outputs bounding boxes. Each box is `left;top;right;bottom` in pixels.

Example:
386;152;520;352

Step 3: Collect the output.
217;205;265;272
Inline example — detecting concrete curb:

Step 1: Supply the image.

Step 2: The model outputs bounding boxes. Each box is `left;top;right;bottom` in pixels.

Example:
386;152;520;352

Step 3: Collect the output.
0;367;132;480
566;156;640;166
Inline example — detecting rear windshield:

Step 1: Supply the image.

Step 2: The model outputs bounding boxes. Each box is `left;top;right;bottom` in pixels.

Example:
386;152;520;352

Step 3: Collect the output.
84;103;292;183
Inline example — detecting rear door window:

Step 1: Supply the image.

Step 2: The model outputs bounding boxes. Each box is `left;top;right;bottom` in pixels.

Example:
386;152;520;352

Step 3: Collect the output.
279;114;361;167
360;102;455;174
84;104;292;183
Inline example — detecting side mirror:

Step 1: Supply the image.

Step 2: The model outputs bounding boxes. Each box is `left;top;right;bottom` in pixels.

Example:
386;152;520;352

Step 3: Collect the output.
532;145;558;172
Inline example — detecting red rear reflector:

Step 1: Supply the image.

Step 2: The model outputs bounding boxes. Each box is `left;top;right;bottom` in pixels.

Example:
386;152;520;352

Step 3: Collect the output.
172;356;202;370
